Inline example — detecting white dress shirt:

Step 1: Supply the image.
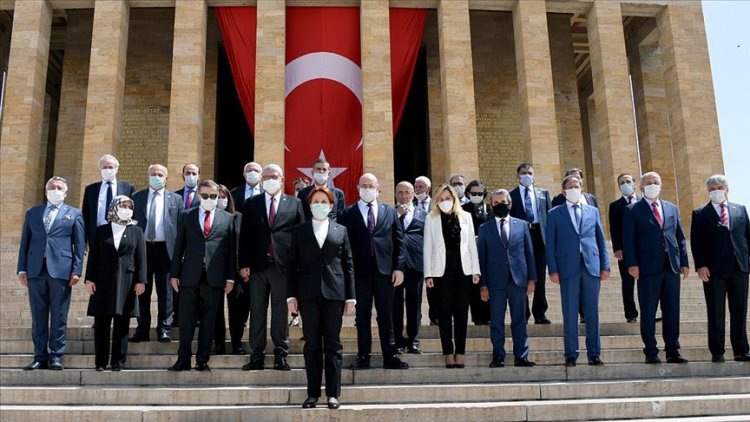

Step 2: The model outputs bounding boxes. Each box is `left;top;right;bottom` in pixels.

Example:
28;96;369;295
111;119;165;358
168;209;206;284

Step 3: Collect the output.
111;223;126;250
245;184;262;199
358;199;378;226
644;197;662;216
146;188;166;241
495;216;509;240
399;204;414;229
265;191;281;220
622;195;638;205
198;206;215;231
712;201;730;229
418;197;432;213
312;218;329;248
97;179;118;226
519;184;539;223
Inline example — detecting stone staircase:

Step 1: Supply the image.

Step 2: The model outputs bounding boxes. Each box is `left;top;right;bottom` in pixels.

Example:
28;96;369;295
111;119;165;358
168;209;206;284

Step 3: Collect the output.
1;246;749;420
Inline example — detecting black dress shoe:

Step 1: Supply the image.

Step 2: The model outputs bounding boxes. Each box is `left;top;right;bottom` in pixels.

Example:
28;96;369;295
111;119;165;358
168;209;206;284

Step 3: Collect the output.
655;316;663;322
534;318;552;325
95;366;105;372
564;358;576;367
111;364;122;372
158;331;172;343
406;346;422;355
489;359;505;368
588;357;604;366
514;358;536;367
168;361;191;371
49;361;63;370
274;357;291;371
666;354;689;364
645;355;662;364
383;356;409;370
712;355;725;363
302;397;317;409
579;316;586;324
327;397;340;409
195;362;211;372
349;356;371;370
232;345;246;355
242;359;264;371
627;317;638;323
23;361;47;371
734;354;750;362
129;335;149;343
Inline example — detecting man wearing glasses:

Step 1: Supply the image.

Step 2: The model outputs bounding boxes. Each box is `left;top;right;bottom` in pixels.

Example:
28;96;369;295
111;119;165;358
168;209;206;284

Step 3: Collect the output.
462;180;493;326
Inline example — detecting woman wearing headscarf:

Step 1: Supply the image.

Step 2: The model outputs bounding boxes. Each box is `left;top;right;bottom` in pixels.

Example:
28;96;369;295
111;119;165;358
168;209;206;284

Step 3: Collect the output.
85;195;147;371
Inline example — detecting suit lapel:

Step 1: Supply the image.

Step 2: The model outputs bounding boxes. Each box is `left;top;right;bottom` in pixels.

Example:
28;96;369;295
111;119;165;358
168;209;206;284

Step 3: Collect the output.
375;203;387;229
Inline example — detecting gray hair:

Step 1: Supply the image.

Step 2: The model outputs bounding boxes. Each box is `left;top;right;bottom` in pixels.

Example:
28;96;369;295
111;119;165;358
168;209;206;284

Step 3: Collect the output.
45;176;68;192
263;163;284;177
490;188;511;204
415;175;431;187
396;181;414;191
98;154;120;169
197;179;219;191
147;164;168;175
640;171;661;185
705;174;728;187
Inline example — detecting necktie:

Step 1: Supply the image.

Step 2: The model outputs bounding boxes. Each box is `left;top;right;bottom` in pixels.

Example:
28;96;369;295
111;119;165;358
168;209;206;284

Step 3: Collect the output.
44;205;57;233
720;203;729;228
573;204;582;233
106;181;113;210
627;197;633;205
421;201;427;212
268;196;277;227
203;210;211;238
367;203;375;256
499;218;508;248
185;189;193;209
399;212;406;230
523;187;534;223
651;201;663;228
146;191;158;241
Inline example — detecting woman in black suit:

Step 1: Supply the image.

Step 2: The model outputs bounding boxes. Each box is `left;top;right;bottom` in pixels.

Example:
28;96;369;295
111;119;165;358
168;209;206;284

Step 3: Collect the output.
287;186;355;410
85;195;146;371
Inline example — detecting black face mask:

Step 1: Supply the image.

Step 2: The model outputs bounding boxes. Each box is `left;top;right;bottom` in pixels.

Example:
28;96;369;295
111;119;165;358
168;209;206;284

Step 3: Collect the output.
492;203;510;218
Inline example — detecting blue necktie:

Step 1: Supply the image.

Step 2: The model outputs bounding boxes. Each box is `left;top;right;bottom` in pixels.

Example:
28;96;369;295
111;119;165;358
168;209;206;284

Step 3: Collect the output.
523;187;534;223
573;204;582;233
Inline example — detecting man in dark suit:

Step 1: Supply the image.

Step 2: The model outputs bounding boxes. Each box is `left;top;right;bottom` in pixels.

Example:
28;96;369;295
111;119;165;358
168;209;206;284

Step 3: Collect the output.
509;162;552;324
239;164;305;371
168;179;236;371
623;171;689;364
130;164;183;343
393;181;426;354
17;176;85;370
690;174;750;362
478;189;536;368
297;158;346;221
230;161;263;214
339;173;409;370
81;154;135;246
551;168;599;209
462;179;493;326
609;173;640;323
175;163;201;209
546;176;610;367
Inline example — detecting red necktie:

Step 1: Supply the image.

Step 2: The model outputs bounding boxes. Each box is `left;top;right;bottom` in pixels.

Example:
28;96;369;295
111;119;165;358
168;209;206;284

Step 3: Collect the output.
186;189;194;209
651;201;663;228
720;203;729;228
203;210;211;238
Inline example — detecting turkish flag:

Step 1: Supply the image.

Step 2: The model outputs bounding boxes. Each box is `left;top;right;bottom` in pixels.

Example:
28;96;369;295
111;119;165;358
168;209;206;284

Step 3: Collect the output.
285;7;362;202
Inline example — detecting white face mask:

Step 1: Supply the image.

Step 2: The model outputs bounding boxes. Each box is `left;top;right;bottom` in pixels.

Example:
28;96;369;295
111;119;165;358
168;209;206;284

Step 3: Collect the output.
116;207;133;221
415;192;428;202
184;175;199;189
620;182;635;197
360;187;377;203
46;189;65;205
201;197;217;212
709;189;727;204
438;200;454;213
263;179;281;195
643;184;661;199
311;203;331;220
519;174;533;188
565;188;582;204
217;197;229;210
101;168;117;182
245;170;260;185
469;194;484;205
453;186;466;198
313;172;329;186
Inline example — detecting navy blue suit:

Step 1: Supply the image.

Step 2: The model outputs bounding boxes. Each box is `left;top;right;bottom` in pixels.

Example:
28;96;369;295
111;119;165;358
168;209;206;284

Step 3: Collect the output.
477;216;536;361
546;203;609;360
393;206;426;350
609;195;639;320
17;202;85;363
623;198;688;358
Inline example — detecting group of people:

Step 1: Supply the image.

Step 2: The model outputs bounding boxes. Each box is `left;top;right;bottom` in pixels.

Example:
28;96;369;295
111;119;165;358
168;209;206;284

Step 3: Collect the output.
16;152;750;409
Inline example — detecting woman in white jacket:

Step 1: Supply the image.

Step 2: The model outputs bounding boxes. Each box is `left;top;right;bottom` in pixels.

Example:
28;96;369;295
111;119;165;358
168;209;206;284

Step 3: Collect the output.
424;184;481;368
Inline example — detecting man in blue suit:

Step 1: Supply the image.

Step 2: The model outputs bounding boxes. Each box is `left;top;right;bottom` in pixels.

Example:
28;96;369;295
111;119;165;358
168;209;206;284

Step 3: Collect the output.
546;176;610;367
623;171;689;364
478;189;536;368
17;176;85;370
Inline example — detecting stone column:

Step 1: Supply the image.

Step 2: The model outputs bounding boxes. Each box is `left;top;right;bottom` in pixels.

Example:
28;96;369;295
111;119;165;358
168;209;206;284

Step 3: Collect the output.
424;12;446;184
166;0;207;189
361;0;395;198
657;2;723;228
0;0;52;233
437;0;479;181
586;1;640;212
512;0;561;191
80;0;129;192
254;0;285;168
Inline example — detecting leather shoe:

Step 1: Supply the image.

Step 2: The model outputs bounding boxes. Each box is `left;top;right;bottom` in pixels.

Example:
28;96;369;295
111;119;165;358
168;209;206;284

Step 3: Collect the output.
195;362;211;372
242;359;264;371
23;361;47;371
302;397;317;409
534;318;552;325
489;359;504;368
232;345;246;355
666;354;689;364
645;355;662;364
49;360;63;370
349;356;371;370
274;357;291;371
655;316;663;322
111;364;122;372
712;355;725;363
168;361;191;371
158;331;172;343
383;356;409;370
588;357;604;366
95;366;105;372
514;358;536;367
406;346;422;355
734;354;750;362
327;397;340;409
129;335;149;343
627;317;638;323
564;358;576;367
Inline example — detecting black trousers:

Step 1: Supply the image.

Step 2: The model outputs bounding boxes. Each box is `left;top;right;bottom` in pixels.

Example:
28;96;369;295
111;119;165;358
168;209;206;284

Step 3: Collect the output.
135;242;173;338
393;269;424;348
355;258;397;358
248;266;289;360
470;282;491;324
94;315;130;368
177;272;223;365
300;298;344;398
638;256;681;357
214;278;251;350
526;227;548;321
619;258;639;320
703;270;749;357
427;284;439;324
434;259;471;355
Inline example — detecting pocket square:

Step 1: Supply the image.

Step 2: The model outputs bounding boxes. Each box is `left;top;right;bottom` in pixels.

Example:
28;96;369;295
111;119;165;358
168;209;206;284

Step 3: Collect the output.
64;215;72;220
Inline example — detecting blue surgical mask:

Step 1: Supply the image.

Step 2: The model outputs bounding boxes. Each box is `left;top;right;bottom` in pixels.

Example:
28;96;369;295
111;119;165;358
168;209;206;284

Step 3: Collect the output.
184;175;199;189
520;174;533;187
311;203;331;220
149;175;165;190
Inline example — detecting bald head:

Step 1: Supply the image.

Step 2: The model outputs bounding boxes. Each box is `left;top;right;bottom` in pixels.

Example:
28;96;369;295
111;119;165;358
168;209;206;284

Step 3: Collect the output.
359;173;379;188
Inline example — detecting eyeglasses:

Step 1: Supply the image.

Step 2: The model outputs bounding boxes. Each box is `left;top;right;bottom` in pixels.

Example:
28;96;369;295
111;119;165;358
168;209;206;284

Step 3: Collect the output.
199;193;218;200
262;175;281;181
469;192;485;197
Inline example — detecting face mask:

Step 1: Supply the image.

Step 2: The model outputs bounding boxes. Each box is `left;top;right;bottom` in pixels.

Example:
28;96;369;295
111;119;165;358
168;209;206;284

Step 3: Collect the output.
313;172;329;185
46;189;65;205
217;198;228;210
643;184;661;199
149;175;165;190
620;183;635;197
565;188;582;204
709;189;726;204
469;194;484;205
184;175;198;189
415;192;428;202
438;200;454;213
101;168;117;182
116;207;133;221
245;171;260;185
453;186;465;198
311;203;331;220
263;179;281;195
360;188;377;203
519;174;533;188
492;203;510;218
201;197;217;211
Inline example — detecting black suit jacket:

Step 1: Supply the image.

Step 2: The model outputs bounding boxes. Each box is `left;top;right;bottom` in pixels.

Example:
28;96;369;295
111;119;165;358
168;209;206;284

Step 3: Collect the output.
399;207;426;272
175;187;201;209
462;202;494;234
608;196;637;252
691;202;750;276
551;192;599;209
238;193;305;273
287;220;355;302
509;185;551;244
230;184;262;215
297;185;346;221
338;201;406;277
82;180;135;244
170;207;236;288
132;188;183;259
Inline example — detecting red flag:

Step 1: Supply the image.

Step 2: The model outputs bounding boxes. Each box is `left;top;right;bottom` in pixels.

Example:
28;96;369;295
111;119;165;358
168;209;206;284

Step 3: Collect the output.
216;7;257;132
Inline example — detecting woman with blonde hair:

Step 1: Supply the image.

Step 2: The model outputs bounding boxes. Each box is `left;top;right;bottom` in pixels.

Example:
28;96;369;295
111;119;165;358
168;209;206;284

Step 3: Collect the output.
423;184;481;368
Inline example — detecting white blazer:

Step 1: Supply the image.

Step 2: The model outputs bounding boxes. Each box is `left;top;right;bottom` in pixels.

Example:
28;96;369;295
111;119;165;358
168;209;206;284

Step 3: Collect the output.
423;211;481;278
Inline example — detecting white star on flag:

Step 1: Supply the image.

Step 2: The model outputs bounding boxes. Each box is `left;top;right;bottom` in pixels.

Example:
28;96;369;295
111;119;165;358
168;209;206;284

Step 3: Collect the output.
296;150;348;184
